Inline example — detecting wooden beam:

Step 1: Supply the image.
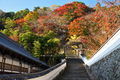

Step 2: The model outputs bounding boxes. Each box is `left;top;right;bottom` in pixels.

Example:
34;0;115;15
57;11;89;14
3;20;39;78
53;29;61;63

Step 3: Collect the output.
18;56;23;61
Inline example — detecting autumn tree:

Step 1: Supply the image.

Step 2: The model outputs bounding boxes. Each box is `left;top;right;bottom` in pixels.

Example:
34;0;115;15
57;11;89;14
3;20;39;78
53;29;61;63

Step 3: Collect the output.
67;0;120;58
9;30;19;42
36;7;51;16
24;11;39;22
13;9;29;20
14;18;27;26
52;1;93;22
94;2;101;10
33;6;40;12
101;0;120;6
51;14;69;26
50;4;60;11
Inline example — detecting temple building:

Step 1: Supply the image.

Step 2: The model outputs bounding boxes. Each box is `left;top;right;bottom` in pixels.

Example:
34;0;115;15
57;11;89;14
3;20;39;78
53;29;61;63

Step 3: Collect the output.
0;32;49;74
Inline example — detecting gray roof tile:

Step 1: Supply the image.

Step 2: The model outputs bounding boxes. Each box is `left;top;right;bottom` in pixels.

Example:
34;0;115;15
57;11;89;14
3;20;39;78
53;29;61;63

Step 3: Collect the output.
0;32;49;67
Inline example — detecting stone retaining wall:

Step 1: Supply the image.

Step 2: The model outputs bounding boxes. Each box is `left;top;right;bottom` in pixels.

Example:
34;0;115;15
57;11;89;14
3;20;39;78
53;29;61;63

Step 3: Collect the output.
89;48;120;80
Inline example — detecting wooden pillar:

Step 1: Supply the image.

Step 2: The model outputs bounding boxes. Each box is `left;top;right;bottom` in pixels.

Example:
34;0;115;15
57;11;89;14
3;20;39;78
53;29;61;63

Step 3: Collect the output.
1;46;5;73
28;62;29;73
24;62;25;73
30;62;33;73
1;55;6;74
11;58;13;73
19;61;22;74
2;57;6;74
30;66;32;73
1;55;3;72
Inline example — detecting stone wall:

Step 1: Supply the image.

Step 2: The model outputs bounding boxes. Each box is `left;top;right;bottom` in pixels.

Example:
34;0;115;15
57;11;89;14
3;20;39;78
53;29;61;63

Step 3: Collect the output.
89;48;120;80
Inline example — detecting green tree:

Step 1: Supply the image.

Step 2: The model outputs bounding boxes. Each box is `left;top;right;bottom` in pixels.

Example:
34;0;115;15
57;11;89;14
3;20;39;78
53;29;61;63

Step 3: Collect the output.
43;31;57;40
47;38;60;55
40;31;60;55
33;40;41;59
1;17;16;36
0;10;5;19
13;9;29;20
21;22;32;33
19;31;60;58
4;17;15;29
33;6;40;12
0;29;10;36
19;32;38;54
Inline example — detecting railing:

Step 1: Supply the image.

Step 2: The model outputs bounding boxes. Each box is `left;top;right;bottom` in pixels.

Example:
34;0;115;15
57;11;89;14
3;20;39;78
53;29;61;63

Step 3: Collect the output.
0;59;66;80
0;62;28;73
81;27;120;66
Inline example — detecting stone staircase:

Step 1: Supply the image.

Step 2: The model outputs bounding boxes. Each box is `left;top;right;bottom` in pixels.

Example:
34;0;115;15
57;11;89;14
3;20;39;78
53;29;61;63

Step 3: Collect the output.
56;58;92;80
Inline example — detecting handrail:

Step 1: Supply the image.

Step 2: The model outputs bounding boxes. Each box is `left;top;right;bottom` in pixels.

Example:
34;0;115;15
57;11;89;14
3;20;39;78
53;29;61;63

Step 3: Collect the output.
0;59;67;80
81;27;120;66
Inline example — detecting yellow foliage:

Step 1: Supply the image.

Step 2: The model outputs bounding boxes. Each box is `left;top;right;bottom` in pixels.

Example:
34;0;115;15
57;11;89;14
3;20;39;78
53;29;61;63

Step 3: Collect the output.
24;12;38;22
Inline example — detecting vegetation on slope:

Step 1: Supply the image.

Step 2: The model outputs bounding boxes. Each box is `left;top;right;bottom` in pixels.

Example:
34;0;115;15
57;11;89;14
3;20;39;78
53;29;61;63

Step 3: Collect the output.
0;0;119;59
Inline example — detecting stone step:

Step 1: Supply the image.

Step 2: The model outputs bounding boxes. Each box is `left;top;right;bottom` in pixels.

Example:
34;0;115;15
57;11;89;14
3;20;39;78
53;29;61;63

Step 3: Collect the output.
55;58;92;80
65;71;87;73
60;78;90;79
61;73;90;77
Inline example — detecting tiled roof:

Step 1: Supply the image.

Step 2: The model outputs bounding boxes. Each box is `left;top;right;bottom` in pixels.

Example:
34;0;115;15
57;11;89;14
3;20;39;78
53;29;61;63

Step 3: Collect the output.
0;32;49;67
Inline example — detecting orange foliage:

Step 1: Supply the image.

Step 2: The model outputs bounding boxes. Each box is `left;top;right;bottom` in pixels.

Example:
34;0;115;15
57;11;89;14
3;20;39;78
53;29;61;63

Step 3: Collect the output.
9;35;19;42
68;17;90;36
68;1;120;50
14;18;27;26
32;27;44;34
24;12;38;21
52;1;92;21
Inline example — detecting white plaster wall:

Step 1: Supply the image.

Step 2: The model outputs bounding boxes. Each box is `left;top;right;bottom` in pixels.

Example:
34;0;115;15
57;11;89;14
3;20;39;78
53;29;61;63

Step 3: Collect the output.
22;61;24;67
32;67;37;70
25;62;28;68
5;54;12;64
29;62;66;80
28;64;31;73
13;58;19;66
0;54;2;62
81;28;120;66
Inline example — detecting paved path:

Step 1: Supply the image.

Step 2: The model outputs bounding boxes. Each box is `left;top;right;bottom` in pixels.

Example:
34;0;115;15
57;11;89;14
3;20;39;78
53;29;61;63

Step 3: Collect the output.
56;58;91;80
